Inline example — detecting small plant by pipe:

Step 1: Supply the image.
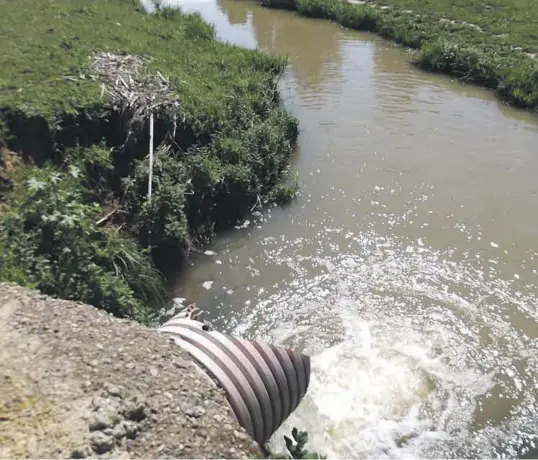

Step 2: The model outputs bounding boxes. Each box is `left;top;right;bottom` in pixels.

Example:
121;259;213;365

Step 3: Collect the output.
264;428;327;459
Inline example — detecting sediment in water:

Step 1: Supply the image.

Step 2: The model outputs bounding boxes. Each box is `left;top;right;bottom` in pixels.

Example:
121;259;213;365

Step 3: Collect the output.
260;0;538;110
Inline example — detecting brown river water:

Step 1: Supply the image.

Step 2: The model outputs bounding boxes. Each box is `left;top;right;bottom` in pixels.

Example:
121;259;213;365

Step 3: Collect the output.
144;0;538;456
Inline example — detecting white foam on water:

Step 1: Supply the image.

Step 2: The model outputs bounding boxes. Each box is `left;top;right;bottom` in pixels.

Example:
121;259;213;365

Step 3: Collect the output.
270;313;497;458
230;229;538;458
202;280;214;290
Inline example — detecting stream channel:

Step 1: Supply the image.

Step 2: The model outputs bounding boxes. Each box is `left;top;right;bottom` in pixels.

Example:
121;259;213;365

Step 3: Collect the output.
145;0;538;456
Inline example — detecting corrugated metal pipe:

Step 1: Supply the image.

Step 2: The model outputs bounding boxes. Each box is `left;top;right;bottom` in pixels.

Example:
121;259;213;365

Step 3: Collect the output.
158;304;311;445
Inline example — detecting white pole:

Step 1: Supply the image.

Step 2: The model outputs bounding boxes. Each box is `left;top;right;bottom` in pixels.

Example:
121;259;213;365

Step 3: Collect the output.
148;110;154;200
147;111;154;251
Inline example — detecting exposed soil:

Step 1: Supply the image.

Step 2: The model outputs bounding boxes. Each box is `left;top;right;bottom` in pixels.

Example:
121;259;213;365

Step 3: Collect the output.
0;283;262;459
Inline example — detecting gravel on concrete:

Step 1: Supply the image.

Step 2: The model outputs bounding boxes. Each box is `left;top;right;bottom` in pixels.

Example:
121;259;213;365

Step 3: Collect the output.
0;283;262;459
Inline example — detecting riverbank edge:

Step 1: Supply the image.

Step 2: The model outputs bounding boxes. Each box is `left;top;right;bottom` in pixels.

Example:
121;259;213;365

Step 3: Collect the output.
0;1;299;321
0;282;264;458
260;0;538;111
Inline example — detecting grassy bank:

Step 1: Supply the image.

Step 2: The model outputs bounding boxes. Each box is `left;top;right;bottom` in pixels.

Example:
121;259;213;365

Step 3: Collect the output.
261;0;538;110
0;0;298;322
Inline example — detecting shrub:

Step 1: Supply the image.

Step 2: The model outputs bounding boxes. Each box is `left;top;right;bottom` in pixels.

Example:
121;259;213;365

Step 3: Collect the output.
122;147;191;261
0;166;165;323
335;2;379;32
296;0;340;20
418;41;500;87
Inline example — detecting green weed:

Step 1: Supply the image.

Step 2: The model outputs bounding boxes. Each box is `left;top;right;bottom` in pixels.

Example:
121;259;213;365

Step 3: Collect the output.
264;427;327;459
0;165;165;323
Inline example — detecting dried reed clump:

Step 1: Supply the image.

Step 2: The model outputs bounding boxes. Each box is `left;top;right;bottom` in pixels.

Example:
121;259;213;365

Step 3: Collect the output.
91;52;181;128
90;52;184;213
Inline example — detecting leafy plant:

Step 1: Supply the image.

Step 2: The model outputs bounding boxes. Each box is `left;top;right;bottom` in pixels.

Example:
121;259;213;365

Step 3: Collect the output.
0;166;165;323
267;171;300;205
122;146;191;262
264;428;327;459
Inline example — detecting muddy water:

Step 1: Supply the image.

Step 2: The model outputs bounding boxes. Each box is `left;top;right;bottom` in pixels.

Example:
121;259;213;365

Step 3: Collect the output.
160;0;538;456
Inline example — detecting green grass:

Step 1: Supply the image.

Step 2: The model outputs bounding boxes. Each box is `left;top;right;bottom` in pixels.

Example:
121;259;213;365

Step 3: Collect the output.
0;0;298;320
0;0;275;119
365;0;538;54
262;0;538;110
0;163;167;323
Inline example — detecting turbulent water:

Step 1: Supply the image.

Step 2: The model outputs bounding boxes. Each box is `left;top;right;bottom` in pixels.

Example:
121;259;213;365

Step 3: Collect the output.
157;0;538;457
234;226;538;458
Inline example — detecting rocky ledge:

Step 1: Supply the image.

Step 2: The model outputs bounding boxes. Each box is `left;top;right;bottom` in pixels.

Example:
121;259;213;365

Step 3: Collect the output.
0;283;261;459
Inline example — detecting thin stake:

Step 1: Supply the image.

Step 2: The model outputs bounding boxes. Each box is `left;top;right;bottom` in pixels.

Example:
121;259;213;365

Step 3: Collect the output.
148;110;154;200
147;110;154;251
